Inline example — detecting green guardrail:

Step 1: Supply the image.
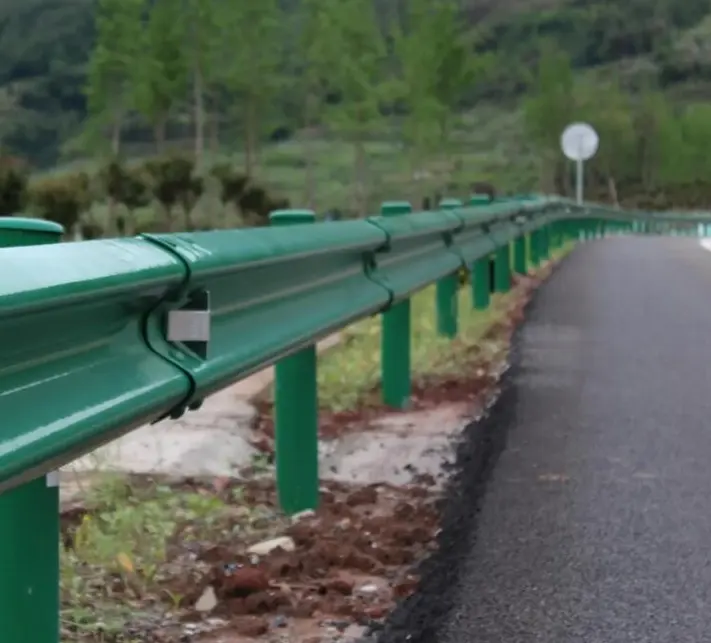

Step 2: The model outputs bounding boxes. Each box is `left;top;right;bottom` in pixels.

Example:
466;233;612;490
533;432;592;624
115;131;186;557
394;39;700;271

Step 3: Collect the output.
0;194;708;641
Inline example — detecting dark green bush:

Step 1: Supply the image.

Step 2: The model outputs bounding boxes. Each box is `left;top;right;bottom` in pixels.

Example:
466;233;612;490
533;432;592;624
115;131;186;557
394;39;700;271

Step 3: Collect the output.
0;156;29;215
239;184;289;226
210;164;249;204
99;160;151;210
29;173;91;231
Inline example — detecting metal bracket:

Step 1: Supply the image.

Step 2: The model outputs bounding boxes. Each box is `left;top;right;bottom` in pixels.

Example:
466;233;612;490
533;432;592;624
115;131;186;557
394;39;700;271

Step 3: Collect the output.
166;288;211;360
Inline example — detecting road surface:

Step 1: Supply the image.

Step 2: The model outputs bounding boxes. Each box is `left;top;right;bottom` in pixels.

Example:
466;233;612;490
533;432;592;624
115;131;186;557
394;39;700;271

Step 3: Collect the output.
379;237;711;643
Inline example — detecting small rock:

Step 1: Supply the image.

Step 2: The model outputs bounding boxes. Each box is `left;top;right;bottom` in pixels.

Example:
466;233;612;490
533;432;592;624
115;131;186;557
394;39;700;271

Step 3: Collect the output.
272;614;289;628
222;567;270;596
232;615;269;637
355;583;380;598
233;506;252;518
195;585;218;613
322;571;356;595
393;575;419;598
322;619;351;632
291;509;316;523
346;486;378;507
247;536;296;556
365;605;388;619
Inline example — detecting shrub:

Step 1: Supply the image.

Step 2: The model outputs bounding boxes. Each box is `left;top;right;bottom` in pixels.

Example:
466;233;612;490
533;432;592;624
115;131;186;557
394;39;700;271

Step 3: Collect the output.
29;173;91;231
210;163;249;204
99;160;151;211
239;185;289;226
141;156;203;230
209;163;288;226
0;156;29;215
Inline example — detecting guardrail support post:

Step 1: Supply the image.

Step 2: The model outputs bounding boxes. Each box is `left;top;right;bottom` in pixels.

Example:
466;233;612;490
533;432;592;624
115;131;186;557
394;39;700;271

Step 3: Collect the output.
513;234;527;275
381;201;412;408
468;196;490;309
0;216;65;643
270;210;319;514
437;199;461;337
495;242;511;292
539;224;550;261
530;230;540;267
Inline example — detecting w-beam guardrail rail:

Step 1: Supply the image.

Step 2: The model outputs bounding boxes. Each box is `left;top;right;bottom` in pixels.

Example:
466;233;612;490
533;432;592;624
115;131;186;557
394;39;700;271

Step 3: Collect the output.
1;195;709;641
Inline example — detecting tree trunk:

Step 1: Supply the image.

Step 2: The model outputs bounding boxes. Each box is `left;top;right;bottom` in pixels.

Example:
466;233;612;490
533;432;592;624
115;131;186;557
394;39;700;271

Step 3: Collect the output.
353;137;368;217
193;65;205;167
409;151;423;210
244;95;259;178
607;174;619;207
154;114;167;155
209;112;219;155
106;197;117;237
164;204;174;232
303;93;318;210
110;116;122;156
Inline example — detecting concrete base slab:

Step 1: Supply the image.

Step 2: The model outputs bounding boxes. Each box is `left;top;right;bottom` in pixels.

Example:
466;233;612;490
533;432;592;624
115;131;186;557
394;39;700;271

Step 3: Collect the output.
62;387;258;479
320;404;471;487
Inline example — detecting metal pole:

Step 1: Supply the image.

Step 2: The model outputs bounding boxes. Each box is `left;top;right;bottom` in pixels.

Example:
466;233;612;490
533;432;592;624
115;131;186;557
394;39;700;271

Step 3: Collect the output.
576;158;584;205
270;209;319;515
380;201;412;409
0;216;65;643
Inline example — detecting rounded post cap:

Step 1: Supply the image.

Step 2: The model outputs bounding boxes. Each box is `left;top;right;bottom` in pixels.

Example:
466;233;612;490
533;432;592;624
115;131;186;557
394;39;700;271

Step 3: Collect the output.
380;201;412;217
269;209;316;226
468;195;491;207
0;216;64;234
439;198;462;210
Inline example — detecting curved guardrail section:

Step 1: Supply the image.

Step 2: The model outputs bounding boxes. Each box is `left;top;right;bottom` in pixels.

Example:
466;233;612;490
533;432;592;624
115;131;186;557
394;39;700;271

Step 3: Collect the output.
0;239;190;493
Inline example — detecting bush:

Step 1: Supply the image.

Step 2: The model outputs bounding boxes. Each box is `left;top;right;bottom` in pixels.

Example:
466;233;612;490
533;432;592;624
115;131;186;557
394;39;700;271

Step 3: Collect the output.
0;156;29;215
210;163;288;226
141;156;203;230
239;185;289;226
99;160;151;211
210;163;249;204
29;173;91;231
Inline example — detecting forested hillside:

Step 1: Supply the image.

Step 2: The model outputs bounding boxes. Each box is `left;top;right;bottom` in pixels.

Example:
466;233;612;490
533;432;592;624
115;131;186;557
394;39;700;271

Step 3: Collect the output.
1;0;711;240
2;0;710;166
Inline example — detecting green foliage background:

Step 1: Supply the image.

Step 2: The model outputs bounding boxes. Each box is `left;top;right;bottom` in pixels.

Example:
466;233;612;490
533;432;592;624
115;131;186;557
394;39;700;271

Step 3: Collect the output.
3;0;711;224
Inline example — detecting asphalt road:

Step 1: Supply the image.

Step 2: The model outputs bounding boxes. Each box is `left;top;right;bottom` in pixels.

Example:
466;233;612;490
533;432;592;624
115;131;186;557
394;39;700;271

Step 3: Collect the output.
378;237;711;643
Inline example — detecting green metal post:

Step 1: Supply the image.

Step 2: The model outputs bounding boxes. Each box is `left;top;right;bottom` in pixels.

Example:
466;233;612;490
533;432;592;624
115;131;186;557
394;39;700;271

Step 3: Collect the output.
530;230;540;267
0;216;64;643
270;209;319;515
436;199;460;337
468;196;491;309
381;201;412;409
548;221;558;249
494;242;511;292
472;194;511;292
539;225;550;261
513;234;526;275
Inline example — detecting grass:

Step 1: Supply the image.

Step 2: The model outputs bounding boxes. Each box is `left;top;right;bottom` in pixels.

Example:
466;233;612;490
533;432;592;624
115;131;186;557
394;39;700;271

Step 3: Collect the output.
60;474;285;642
317;282;512;412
